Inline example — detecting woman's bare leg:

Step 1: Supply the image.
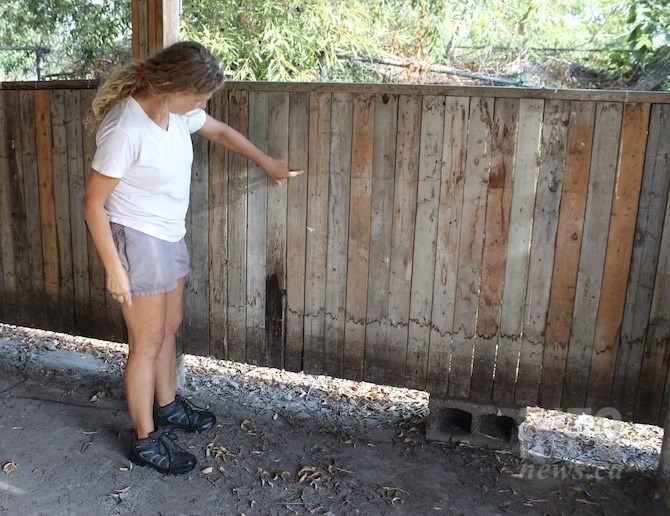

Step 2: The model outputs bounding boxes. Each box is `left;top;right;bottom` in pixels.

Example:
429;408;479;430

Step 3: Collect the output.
154;277;185;406
122;293;168;439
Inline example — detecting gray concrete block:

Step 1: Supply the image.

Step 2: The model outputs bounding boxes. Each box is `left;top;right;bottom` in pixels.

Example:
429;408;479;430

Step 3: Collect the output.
426;396;526;452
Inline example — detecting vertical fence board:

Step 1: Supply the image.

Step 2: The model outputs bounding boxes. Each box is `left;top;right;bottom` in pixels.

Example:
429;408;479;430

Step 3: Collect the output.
426;97;469;393
64;89;92;336
183;129;211;356
515;100;570;406
227;89;249;362
635;188;670;424
539;102;595;408
614;104;670;420
562;102;623;410
19;91;47;330
363;93;398;383
471;97;518;402
6;91;32;318
246;91;269;364
344;94;374;380
208;91;229;359
303;92;331;374
586;103;650;413
324;92;353;378
80;89;108;339
636;135;670;424
34;90;60;330
285;91;310;372
0;91;17;322
493;99;543;404
449;97;493;399
0;92;10;320
50;90;76;332
266;91;290;369
406;96;444;390
379;94;421;385
5;91;32;323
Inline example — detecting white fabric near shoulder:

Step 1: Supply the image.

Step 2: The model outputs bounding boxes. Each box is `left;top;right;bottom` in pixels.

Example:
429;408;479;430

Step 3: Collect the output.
184;109;207;133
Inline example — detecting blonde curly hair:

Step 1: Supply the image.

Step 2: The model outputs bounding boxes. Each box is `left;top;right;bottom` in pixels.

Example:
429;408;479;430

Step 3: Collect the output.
88;41;224;130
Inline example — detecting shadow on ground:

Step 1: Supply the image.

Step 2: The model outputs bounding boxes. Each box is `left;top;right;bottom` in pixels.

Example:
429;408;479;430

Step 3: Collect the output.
0;325;663;515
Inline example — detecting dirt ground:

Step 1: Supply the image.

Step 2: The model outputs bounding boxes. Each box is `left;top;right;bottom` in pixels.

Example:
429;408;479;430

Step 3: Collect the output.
0;323;664;516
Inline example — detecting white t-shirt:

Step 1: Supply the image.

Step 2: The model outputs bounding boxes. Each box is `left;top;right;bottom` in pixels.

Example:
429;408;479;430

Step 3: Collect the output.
91;96;207;242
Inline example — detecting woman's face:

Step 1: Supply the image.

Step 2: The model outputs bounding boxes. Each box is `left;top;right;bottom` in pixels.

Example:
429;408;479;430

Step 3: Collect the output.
168;91;214;114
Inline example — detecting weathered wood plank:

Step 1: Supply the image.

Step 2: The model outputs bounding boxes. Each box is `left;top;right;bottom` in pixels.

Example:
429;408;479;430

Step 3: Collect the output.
285;91;310;373
426;96;469;394
0;92;6;320
324;92;353;378
561;102;623;410
0;91;17;323
246;91;269;365
635;184;670;425
362;93;398;383
6;79;669;105
183;130;211;356
5;80;669;104
19;90;48;330
226;89;249;362
634;106;670;424
585;103;650;412
216;81;670;105
80;89;108;338
5;90;32;323
303;92;331;374
470;97;518;402
449;97;493;399
370;94;419;386
344;94;374;380
539;101;595;408
64;89;92;336
50;89;76;332
208;91;229;359
614;104;670;421
266;91;290;369
406;95;444;390
515;100;570;406
34;90;61;331
492;99;543;404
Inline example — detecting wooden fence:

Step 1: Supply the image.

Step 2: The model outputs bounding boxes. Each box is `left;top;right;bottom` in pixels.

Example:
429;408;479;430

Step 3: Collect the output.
1;81;669;425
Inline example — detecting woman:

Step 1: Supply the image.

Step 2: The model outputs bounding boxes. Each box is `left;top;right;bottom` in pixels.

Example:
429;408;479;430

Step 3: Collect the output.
83;41;302;475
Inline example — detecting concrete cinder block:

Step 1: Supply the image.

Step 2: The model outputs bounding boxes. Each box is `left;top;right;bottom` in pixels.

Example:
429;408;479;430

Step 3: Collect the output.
174;352;186;389
426;396;526;452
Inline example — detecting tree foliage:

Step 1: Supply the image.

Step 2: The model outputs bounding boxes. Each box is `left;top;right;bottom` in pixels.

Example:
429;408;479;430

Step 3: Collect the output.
0;0;666;89
180;0;379;81
624;0;670;84
0;0;129;80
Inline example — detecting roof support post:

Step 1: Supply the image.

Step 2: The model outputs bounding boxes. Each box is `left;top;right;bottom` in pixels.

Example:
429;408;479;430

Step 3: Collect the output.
131;0;180;59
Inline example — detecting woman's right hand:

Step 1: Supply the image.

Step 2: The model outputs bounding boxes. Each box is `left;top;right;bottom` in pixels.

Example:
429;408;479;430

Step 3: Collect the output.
106;267;133;307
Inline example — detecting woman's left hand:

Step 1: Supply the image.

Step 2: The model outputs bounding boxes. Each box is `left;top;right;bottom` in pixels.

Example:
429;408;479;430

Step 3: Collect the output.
265;158;304;186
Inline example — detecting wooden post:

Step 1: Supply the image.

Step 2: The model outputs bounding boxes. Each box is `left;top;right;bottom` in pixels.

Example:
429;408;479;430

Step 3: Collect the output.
131;0;180;60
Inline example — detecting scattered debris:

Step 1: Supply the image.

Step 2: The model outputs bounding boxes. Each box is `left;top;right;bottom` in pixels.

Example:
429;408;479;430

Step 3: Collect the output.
0;322;664;514
520;407;661;472
2;461;18;474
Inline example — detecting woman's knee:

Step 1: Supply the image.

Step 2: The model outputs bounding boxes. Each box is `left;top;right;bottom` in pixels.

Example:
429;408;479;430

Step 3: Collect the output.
127;328;167;360
164;314;182;337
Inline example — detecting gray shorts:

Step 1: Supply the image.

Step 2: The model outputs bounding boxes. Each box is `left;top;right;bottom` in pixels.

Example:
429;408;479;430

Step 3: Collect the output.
110;223;189;297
